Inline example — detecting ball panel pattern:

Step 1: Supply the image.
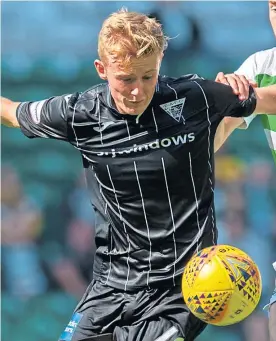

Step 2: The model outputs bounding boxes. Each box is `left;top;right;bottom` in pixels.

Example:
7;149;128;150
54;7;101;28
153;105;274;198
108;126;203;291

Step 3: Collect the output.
182;245;262;326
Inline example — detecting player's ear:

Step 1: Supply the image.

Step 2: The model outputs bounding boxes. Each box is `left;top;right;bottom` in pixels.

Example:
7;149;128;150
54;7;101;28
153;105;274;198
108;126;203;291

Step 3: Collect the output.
94;59;107;80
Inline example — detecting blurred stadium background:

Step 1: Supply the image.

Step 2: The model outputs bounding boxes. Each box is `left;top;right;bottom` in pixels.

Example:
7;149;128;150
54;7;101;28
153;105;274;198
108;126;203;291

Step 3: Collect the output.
1;1;276;341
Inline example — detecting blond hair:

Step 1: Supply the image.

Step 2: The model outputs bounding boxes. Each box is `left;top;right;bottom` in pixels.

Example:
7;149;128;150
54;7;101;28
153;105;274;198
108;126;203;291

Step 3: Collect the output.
98;8;168;65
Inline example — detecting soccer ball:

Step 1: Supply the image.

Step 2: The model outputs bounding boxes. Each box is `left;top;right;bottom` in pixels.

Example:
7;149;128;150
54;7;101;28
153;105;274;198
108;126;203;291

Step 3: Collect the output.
182;245;262;326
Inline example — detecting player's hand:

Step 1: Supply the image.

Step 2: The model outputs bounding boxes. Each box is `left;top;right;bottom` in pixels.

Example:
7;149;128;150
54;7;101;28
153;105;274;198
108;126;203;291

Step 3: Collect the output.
215;72;257;101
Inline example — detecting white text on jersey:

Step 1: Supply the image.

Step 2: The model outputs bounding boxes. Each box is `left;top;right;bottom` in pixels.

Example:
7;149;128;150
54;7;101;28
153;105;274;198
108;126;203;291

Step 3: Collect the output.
96;132;195;158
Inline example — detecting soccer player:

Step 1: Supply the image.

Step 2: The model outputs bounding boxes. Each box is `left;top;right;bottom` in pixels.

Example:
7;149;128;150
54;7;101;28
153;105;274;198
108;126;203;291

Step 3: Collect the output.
214;0;276;157
1;9;276;341
215;5;276;337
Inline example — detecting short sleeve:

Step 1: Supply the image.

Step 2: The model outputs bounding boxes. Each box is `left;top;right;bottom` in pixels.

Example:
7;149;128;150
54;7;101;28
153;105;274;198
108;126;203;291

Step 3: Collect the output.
235;53;257;81
16;93;78;140
239;114;257;129
199;80;257;119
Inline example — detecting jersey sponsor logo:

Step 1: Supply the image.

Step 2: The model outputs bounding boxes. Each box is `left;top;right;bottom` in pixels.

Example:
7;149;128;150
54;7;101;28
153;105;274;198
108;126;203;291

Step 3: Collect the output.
160;98;186;122
29;100;47;124
59;312;83;341
96;132;195;158
93;121;115;132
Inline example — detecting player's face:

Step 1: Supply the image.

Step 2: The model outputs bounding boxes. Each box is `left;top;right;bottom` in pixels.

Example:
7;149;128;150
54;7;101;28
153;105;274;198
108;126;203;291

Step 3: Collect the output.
269;0;276;36
95;53;162;115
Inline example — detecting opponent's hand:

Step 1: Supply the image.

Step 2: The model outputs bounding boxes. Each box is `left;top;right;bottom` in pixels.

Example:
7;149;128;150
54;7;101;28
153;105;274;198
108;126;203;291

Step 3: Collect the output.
215;72;257;101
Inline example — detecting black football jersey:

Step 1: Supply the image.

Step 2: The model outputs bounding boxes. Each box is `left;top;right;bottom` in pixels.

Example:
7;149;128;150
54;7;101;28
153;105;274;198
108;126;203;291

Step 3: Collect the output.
16;74;256;291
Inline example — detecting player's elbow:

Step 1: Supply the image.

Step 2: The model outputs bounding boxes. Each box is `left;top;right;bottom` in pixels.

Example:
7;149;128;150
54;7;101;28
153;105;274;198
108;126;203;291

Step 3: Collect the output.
214;117;244;153
223;117;244;132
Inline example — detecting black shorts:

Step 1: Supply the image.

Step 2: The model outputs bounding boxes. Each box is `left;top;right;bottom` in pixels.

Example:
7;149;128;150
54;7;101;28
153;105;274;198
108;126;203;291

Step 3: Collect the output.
58;280;206;341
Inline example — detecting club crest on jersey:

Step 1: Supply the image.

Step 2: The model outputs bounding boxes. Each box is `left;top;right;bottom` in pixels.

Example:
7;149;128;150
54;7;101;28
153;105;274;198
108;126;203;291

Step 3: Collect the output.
160;98;186;122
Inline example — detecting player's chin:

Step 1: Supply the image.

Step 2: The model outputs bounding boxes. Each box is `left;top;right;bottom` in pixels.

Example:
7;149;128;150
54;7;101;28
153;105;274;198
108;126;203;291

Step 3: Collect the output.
124;106;146;116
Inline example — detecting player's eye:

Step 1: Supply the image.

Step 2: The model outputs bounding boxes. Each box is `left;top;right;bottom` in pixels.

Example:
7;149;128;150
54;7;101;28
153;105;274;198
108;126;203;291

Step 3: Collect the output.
121;78;134;83
143;75;153;80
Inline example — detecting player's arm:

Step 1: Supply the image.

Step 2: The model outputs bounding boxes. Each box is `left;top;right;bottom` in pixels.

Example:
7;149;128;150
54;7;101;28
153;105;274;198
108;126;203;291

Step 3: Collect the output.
214;76;276;117
213;52;258;151
1;96;21;128
214;117;244;152
200;80;257;132
213;72;256;152
213;80;276;152
219;51;276;116
1;93;78;140
253;85;276;115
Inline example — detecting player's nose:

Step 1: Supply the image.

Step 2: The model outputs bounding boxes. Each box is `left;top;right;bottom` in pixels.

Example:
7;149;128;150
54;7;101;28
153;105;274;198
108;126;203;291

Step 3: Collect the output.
130;82;145;98
130;87;142;97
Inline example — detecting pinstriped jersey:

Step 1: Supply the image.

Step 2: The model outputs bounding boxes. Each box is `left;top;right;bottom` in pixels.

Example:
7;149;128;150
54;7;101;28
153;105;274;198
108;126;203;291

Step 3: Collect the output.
16;74;256;291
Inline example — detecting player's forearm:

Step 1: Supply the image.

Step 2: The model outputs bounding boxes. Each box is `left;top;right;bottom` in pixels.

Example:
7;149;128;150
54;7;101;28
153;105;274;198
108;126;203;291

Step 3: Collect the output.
254;85;276;115
270;303;276;341
1;96;20;128
214;117;244;152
